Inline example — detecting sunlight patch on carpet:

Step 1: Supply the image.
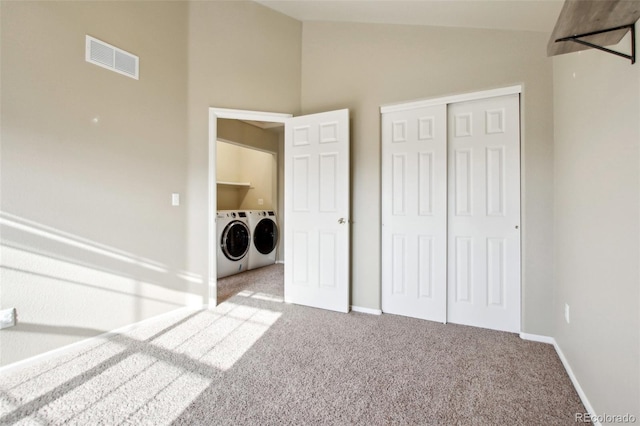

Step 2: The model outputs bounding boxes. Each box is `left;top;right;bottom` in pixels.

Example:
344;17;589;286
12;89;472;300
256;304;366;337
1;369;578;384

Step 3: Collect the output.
199;303;282;371
236;290;284;303
0;340;127;413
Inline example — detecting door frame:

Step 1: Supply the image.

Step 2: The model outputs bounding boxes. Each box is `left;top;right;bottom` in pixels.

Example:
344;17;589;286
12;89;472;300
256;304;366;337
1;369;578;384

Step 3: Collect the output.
379;84;524;329
207;108;292;307
380;85;522;114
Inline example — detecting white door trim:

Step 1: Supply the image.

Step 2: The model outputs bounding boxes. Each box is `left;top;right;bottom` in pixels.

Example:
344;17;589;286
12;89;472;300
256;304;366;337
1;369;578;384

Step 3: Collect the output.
210;108;292;123
208;108;293;307
380;85;522;114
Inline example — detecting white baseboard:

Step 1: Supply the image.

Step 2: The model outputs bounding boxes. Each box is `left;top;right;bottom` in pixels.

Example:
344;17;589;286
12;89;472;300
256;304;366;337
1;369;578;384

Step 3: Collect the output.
276;260;284;264
519;332;600;426
351;305;382;315
552;340;601;426
0;304;206;375
519;332;555;344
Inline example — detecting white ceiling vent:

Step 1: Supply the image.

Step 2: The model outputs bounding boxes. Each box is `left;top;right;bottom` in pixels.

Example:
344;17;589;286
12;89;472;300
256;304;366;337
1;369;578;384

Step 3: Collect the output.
85;35;139;80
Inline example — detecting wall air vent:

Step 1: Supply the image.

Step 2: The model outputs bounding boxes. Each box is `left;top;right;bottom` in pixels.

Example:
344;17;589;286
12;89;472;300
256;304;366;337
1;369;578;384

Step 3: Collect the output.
85;35;139;80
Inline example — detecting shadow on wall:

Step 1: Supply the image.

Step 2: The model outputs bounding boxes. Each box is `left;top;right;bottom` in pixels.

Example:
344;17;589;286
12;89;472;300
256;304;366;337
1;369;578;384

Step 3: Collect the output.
0;212;205;365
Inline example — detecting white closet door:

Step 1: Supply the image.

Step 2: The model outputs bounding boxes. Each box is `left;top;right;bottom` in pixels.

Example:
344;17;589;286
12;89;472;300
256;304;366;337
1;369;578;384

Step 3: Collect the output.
447;94;521;333
381;104;448;322
284;109;350;313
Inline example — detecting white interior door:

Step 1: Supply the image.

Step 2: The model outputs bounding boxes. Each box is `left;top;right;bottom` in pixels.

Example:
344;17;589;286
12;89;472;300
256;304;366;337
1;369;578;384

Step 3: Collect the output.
447;94;521;332
381;104;448;322
284;109;350;313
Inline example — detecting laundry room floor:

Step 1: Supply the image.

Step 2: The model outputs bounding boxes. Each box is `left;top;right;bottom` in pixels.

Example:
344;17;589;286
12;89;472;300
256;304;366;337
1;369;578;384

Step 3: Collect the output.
217;264;283;304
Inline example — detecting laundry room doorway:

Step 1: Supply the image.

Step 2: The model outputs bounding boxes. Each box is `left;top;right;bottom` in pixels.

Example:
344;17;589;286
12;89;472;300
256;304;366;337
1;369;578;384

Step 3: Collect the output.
208;108;351;313
212;114;286;305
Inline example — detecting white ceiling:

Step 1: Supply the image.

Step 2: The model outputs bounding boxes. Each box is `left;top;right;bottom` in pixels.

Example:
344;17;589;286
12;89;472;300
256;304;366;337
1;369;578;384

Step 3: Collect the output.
256;0;564;33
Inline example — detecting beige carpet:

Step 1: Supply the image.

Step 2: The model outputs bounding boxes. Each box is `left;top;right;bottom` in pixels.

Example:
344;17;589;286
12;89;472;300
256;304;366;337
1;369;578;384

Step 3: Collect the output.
0;264;587;425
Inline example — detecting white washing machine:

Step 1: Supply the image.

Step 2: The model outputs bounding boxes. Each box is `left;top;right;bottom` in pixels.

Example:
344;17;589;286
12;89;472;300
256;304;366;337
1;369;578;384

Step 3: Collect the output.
246;210;279;270
216;210;251;278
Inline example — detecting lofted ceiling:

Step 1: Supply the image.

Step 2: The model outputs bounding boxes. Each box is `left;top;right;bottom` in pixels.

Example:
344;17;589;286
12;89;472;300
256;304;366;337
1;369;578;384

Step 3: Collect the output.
255;0;564;33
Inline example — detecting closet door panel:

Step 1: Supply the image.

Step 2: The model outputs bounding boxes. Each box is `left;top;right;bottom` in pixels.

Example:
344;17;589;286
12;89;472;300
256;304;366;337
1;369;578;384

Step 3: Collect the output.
382;105;447;323
447;94;521;333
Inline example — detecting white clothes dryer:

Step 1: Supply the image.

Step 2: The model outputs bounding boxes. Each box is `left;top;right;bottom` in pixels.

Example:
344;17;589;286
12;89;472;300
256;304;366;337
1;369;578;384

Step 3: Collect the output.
216;210;251;278
246;210;279;270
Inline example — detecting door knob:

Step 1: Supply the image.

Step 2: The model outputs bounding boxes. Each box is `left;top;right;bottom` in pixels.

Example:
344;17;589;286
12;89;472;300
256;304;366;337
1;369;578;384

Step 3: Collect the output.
338;218;346;224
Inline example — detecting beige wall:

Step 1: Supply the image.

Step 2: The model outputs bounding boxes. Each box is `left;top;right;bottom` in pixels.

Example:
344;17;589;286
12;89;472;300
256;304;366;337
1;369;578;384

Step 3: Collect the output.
301;22;555;333
553;33;639;418
0;1;189;364
185;1;301;303
182;1;302;297
0;0;301;366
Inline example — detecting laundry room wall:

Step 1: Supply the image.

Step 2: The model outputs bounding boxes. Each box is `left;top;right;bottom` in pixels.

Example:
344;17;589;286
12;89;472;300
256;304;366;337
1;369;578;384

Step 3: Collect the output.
216;142;243;183
216;119;280;212
237;148;276;210
216;140;276;211
218;119;280;153
301;22;555;335
215;141;244;210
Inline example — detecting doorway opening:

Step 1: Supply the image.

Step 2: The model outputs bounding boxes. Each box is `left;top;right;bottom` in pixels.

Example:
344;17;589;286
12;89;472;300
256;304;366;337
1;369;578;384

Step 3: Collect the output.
207;109;291;307
215;122;283;303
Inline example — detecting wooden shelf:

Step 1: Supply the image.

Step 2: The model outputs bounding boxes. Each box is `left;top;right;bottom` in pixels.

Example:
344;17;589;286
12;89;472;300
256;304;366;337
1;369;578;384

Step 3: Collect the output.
548;0;640;58
217;181;251;189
